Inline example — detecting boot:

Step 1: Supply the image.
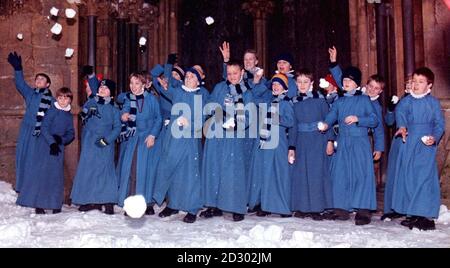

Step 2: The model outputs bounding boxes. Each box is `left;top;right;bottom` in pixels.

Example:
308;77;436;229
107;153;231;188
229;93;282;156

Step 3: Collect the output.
35;208;46;214
311;213;324;221
158;207;179;218
256;210;271;217
332;209;350;221
355;209;371;225
183;213;197;223
248;204;261;214
232;213;244;222
401;216;419;229
280;213;292;218
145;205;155;215
411;217;436;231
52;209;62;214
293;211;312;219
199;207;222;218
104;203;114;215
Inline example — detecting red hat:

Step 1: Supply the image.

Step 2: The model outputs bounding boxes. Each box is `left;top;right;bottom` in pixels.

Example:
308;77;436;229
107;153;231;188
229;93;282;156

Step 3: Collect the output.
324;74;338;88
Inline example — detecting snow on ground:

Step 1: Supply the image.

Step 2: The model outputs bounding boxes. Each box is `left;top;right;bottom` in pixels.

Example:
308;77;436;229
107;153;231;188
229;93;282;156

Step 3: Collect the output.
1;180;449;248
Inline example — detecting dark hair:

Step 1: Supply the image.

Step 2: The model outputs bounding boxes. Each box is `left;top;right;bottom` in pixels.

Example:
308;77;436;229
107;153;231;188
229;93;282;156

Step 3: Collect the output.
244;49;258;60
413;67;435;85
56;87;73;101
35;73;51;85
226;60;243;70
129;72;146;84
295;68;314;81
367;74;385;89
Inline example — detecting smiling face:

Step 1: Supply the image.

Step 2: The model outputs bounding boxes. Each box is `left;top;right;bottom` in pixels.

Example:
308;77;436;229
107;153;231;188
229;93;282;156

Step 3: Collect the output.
272;81;286;96
98;85;111;97
227;65;244;85
184;71;200;89
365;80;384;98
129;76;145;95
243;52;258;71
57;95;71;108
343;78;358;92
412;74;432;95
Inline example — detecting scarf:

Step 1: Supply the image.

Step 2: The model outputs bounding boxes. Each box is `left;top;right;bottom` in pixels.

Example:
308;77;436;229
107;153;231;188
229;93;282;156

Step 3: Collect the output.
291;90;323;103
79;95;112;125
32;88;53;136
225;79;250;127
259;93;290;148
117;92;147;143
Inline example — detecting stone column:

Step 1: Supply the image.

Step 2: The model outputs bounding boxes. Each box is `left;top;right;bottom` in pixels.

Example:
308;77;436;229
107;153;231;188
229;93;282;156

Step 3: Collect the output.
86;0;97;67
242;0;274;73
402;0;415;77
137;3;159;72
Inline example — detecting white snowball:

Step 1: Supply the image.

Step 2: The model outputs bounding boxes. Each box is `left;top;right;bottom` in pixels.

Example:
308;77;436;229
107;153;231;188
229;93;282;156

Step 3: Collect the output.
65;8;77;19
123;195;147;219
205;16;214;25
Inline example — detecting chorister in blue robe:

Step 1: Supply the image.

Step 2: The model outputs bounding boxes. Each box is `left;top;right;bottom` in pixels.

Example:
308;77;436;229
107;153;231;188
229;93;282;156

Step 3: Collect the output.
288;92;334;213
16;104;74;210
391;94;444;218
248;92;294;216
324;92;379;212
202;80;255;215
70;97;121;205
153;83;209;215
13;71;55;192
116;91;162;207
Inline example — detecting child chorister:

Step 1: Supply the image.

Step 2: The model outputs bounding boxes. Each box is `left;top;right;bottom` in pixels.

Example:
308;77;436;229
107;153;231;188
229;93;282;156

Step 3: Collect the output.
154;67;209;223
71;78;121;215
201;61;255;222
116;73;162;215
391;67;444;231
322;66;379;225
288;69;334;220
7;52;54;193
16;87;75;214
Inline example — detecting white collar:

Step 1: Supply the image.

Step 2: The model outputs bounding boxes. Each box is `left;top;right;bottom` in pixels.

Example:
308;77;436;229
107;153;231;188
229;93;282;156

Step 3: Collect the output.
54;102;71;112
182;85;200;92
370;95;380;101
410;89;431;99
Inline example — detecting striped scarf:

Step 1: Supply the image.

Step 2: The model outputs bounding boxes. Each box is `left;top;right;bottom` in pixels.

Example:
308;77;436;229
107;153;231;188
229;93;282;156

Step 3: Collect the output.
117;92;147;143
225;80;250;126
32;88;53;136
291;90;323;103
259;93;290;148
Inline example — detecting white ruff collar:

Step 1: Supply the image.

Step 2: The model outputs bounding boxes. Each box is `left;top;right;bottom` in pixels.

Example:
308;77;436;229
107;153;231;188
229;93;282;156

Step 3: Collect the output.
410;89;431;99
54;102;71;111
182;85;200;92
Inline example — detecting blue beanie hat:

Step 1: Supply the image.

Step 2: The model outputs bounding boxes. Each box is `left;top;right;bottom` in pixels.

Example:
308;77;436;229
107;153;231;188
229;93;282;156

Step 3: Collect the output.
275;52;294;66
186;67;202;84
342;66;362;87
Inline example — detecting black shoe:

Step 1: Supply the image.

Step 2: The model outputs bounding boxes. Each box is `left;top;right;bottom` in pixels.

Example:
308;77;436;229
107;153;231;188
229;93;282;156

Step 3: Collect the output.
35;208;45;214
158;207;179;218
412;217;436;231
256;210;271;217
145;205;155;215
281;213;292;218
401;216;419;229
332;209;351;221
104;204;114;215
52;209;62;214
355;210;372;226
232;213;244;222
183;213;197;223
78;204;102;212
311;213;324;221
199;207;222;218
293;211;312;219
380;212;404;221
248;204;261;214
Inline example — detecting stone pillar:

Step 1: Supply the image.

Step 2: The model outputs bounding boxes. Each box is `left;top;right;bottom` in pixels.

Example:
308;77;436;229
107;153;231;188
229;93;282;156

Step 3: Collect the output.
86;0;97;67
402;0;415;77
242;0;274;73
137;3;159;72
154;0;179;65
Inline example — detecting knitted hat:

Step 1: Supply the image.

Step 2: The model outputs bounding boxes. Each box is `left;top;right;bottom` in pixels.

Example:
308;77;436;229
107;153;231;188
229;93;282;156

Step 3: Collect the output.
172;65;185;80
275;52;294;65
272;73;289;90
100;79;116;96
186;67;202;84
320;74;338;89
342;66;362;87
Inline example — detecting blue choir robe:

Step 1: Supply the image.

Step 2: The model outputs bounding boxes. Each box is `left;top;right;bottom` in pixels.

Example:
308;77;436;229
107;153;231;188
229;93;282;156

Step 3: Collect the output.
248;96;294;215
288;96;334;213
13;70;55;192
17;104;74;209
153;84;209;215
324;94;379;211
70;98;121;205
116;92;162;207
391;94;444;218
202;81;255;214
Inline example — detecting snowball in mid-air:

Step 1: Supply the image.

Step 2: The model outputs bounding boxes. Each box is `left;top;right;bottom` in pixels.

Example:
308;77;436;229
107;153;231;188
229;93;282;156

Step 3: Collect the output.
123;195;147;219
205;16;214;25
65;48;74;58
65;8;77;19
51;23;63;35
